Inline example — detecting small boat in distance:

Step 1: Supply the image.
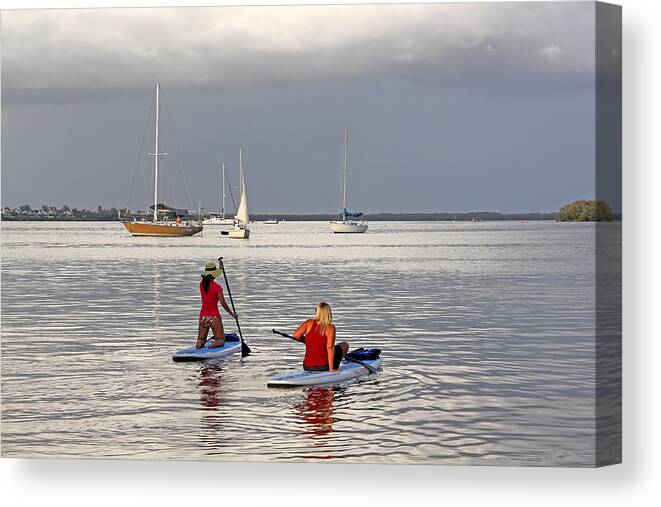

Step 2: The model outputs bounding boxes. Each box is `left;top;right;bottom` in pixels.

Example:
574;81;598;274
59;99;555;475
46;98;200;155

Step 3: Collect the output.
122;82;202;237
203;213;234;226
330;128;368;234
264;218;280;224
228;148;250;239
203;163;234;226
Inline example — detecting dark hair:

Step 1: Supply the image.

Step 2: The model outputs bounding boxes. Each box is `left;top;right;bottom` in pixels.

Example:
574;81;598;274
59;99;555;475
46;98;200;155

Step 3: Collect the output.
201;274;214;293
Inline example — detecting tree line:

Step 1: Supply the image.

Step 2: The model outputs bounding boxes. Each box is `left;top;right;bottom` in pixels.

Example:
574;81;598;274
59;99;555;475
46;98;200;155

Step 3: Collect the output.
3;202;617;222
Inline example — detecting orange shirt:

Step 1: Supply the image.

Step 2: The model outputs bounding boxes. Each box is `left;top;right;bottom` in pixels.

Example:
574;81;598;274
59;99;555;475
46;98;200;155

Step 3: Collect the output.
303;321;330;367
199;281;222;317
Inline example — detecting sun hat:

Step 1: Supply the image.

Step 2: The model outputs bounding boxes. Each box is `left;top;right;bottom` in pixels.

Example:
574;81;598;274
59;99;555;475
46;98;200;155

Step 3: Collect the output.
201;262;223;278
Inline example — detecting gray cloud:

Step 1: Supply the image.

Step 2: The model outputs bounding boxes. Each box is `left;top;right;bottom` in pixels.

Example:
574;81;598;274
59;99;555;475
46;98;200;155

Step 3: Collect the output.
1;3;603;214
1;3;595;103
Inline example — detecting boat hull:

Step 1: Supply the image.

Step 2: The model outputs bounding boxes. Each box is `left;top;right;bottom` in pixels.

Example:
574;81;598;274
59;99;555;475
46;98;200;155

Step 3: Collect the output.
330;221;368;233
228;227;250;239
122;221;203;237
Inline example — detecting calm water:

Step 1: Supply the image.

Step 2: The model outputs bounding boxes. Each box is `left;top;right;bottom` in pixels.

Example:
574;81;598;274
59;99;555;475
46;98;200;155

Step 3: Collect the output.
1;220;606;465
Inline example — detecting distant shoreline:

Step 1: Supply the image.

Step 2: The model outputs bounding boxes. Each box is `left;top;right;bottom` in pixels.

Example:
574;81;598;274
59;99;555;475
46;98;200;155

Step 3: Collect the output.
4;212;556;222
1;212;624;222
254;212;560;221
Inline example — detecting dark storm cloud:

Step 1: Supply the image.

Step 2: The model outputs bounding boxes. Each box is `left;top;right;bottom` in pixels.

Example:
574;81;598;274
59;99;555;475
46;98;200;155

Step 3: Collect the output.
1;3;603;214
1;3;595;103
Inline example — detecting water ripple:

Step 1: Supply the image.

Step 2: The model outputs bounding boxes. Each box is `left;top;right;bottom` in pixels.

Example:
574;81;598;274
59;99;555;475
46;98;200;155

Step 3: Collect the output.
1;220;616;465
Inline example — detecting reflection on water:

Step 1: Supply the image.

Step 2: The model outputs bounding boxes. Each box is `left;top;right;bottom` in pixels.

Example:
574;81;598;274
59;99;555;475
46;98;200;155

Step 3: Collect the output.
0;221;617;465
153;263;161;327
293;386;337;461
198;362;225;447
295;387;335;437
199;363;224;410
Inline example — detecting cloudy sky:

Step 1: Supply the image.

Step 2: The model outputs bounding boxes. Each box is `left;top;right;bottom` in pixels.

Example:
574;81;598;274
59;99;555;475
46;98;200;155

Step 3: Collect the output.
1;2;605;214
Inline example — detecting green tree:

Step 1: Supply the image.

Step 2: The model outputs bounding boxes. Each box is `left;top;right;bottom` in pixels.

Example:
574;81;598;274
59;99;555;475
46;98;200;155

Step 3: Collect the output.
557;200;613;222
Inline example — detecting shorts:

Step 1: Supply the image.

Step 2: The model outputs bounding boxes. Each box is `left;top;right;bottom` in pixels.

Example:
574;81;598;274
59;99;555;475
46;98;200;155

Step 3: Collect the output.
199;316;220;328
303;345;344;372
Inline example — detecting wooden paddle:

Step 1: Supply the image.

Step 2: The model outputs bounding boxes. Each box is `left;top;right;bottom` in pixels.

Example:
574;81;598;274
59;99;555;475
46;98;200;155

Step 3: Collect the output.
272;328;377;374
218;257;251;357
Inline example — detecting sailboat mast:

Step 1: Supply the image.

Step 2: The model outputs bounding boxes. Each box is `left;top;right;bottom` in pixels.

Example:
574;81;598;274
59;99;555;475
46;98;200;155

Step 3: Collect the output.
342;128;349;211
221;162;226;219
153;82;160;222
239;148;244;197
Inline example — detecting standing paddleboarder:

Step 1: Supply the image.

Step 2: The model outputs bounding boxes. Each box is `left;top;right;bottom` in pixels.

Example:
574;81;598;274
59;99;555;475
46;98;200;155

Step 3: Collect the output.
292;302;349;372
196;262;237;349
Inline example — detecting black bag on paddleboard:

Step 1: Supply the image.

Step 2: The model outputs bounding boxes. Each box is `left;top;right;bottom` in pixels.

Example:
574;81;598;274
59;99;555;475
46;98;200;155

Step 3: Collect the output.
224;332;241;342
346;347;381;360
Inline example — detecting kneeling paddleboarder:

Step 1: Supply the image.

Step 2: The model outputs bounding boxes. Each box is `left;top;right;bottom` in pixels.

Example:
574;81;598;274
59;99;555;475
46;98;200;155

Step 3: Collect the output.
293;302;349;372
197;262;237;349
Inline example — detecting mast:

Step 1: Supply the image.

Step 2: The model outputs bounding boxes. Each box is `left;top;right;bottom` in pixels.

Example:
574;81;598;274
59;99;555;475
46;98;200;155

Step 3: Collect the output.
239;148;244;218
153;82;160;222
221;162;226;219
342;128;348;212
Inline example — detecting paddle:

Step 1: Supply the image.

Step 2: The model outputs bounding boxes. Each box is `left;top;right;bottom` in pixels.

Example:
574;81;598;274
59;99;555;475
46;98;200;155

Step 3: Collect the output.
272;328;378;374
218;257;251;357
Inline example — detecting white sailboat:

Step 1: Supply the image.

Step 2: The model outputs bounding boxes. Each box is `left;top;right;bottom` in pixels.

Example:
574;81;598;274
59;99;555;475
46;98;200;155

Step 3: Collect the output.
228;148;250;239
203;162;234;225
330;128;368;234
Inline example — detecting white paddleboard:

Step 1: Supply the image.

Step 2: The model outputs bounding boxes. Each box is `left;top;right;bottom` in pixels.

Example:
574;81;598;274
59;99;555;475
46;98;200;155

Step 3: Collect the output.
267;357;382;387
172;334;242;362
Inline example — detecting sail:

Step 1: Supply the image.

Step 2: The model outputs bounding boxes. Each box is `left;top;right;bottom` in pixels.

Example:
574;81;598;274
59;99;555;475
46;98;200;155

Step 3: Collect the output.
235;151;249;225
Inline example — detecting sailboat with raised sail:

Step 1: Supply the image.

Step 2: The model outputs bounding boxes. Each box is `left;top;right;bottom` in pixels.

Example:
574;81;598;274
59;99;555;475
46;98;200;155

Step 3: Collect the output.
203;162;234;225
330;128;368;233
122;82;202;237
228;148;250;239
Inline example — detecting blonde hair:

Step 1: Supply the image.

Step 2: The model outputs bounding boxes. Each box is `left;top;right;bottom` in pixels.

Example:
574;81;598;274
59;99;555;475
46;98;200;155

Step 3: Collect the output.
314;302;333;331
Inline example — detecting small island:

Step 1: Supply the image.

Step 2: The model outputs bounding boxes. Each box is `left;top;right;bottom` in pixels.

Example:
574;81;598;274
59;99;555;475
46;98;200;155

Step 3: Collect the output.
556;200;614;222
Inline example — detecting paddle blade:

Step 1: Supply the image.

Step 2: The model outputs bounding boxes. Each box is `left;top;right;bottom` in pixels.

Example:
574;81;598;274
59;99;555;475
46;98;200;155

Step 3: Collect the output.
241;340;251;357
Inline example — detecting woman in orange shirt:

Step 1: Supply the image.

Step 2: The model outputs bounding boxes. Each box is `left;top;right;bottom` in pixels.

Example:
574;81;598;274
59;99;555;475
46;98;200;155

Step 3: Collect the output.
292;302;349;372
196;262;237;349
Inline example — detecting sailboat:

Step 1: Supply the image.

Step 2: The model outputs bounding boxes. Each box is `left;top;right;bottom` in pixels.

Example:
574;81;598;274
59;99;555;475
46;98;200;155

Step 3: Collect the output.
122;82;203;237
228;148;250;239
203;162;234;226
330;128;368;234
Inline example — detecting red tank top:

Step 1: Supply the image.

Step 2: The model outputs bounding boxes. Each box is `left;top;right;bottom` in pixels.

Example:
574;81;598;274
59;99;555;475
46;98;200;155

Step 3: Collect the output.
199;280;222;317
303;321;330;367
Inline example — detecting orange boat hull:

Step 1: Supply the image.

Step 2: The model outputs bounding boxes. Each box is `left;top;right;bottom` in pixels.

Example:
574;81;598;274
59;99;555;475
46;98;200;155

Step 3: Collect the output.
122;221;203;237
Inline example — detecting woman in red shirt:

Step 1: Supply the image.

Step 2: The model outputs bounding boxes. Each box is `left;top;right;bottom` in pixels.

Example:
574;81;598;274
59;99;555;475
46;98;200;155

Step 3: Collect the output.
292;302;349;372
196;262;237;349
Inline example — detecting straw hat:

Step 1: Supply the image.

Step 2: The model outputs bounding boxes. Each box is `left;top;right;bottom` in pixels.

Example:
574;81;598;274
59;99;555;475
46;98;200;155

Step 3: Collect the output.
201;262;223;278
